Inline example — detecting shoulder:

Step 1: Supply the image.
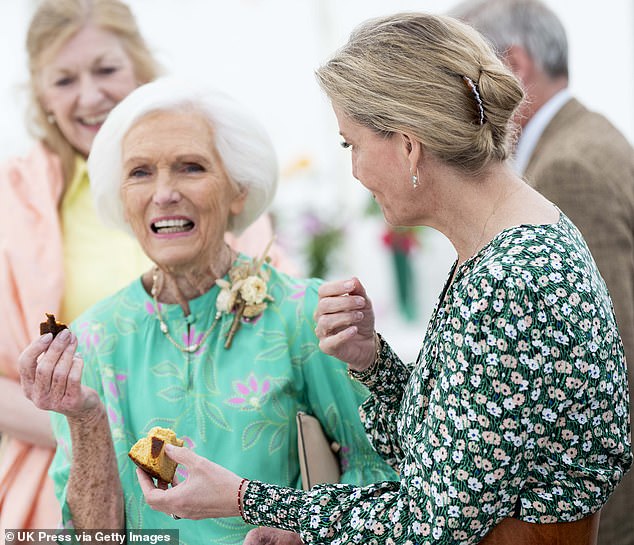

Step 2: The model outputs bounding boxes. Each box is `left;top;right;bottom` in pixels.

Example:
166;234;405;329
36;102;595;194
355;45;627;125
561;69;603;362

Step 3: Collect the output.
535;99;634;172
465;218;594;294
0;142;64;197
265;263;322;303
1;142;60;176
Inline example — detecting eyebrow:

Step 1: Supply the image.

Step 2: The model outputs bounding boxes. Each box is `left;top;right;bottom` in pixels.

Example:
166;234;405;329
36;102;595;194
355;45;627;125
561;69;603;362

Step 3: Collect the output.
48;52;126;75
122;153;212;166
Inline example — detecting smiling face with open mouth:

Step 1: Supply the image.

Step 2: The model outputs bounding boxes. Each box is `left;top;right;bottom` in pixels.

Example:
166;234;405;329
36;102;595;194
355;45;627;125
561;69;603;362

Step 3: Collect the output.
37;23;138;157
120;109;246;274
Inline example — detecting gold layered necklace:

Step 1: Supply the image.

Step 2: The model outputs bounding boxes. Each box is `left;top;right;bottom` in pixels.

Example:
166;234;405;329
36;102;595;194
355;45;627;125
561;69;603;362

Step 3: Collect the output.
151;268;222;354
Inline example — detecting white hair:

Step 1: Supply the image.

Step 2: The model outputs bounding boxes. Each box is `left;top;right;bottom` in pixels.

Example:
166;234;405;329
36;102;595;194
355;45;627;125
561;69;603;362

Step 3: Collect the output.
88;77;278;235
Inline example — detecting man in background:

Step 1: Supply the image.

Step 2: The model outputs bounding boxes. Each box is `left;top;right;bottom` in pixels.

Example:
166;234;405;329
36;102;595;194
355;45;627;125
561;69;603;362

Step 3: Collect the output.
451;1;634;544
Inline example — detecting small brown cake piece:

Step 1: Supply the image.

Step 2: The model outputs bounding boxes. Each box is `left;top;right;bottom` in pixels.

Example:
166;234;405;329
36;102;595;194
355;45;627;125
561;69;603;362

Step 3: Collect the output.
40;313;68;337
128;427;184;483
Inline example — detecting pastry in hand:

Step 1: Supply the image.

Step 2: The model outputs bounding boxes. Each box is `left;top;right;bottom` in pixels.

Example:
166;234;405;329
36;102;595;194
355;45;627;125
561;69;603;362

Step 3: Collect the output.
128;427;184;483
39;313;68;338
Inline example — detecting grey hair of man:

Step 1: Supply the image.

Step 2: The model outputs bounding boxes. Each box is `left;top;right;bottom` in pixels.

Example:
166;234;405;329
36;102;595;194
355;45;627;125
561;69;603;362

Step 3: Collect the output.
88;77;278;236
449;0;569;80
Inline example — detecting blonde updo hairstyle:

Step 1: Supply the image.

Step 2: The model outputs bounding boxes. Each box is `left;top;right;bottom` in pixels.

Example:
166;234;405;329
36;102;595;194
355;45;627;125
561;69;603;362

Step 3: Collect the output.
26;0;161;186
315;12;524;174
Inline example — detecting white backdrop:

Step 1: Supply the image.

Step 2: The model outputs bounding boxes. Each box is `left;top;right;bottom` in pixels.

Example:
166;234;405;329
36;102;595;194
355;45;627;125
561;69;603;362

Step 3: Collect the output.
2;0;633;360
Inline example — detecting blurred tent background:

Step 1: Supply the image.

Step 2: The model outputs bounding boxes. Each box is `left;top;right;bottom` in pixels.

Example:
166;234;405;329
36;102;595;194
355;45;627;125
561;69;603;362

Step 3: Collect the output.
1;0;633;360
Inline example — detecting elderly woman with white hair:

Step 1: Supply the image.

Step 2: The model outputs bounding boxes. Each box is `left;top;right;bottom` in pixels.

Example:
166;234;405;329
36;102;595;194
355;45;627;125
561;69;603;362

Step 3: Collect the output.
17;77;396;544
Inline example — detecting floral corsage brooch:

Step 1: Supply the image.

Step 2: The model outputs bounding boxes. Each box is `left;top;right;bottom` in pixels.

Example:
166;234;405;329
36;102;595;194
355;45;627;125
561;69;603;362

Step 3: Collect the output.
216;245;274;349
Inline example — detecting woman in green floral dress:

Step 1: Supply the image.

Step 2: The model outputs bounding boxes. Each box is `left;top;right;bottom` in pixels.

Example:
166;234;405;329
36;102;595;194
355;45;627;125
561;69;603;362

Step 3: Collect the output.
130;13;632;545
16;77;397;545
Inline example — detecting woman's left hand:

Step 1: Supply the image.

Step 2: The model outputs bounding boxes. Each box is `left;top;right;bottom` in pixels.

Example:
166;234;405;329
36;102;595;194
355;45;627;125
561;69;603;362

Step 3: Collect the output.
136;444;243;520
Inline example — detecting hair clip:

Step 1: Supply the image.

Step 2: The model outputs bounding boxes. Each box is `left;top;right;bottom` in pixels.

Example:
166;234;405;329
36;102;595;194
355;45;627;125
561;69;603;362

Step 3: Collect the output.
462;75;485;125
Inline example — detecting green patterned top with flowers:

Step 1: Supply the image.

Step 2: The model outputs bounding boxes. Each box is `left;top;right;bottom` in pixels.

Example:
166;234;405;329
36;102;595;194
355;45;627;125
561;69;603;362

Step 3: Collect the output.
241;213;632;544
49;255;398;544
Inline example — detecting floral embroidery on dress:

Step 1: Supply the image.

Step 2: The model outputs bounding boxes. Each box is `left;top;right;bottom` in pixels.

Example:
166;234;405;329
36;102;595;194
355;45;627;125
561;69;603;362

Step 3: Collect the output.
227;374;271;408
77;320;102;349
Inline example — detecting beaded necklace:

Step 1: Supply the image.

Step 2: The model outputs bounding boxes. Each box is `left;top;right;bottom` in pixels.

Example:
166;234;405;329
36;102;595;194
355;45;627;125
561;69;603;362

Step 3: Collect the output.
151;268;221;353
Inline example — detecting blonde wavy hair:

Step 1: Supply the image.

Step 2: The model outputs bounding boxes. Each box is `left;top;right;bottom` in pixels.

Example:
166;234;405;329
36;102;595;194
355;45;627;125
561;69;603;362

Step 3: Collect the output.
315;12;524;174
26;0;161;187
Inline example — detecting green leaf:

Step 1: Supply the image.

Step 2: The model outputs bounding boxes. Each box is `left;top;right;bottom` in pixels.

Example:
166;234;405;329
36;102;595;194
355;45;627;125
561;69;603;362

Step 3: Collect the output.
268;425;286;454
152;361;182;378
195;402;207;441
114;314;138;335
242;421;268;450
299;342;319;362
201;352;219;394
202;400;232;432
96;334;117;355
271;396;288;420
325;405;339;432
256;343;289;361
157;385;186;402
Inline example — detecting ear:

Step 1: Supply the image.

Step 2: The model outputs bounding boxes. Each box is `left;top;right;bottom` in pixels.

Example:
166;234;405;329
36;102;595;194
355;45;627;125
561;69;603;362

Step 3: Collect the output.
503;45;535;86
229;186;248;217
399;133;423;175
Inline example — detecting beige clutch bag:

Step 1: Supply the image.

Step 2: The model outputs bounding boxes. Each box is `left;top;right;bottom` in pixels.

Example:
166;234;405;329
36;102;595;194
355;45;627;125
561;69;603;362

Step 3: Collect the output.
296;411;341;490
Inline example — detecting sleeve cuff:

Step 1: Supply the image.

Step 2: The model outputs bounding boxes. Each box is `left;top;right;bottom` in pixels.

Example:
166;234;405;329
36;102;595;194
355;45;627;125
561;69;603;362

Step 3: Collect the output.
241;480;305;532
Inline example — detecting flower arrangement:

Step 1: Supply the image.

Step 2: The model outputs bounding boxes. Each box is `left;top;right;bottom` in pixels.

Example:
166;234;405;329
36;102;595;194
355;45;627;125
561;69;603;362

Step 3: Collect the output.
302;211;345;278
216;243;274;348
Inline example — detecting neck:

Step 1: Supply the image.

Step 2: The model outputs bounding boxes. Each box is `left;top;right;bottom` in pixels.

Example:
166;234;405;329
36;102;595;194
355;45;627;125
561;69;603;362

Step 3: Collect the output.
519;75;568;128
429;163;527;267
145;244;236;312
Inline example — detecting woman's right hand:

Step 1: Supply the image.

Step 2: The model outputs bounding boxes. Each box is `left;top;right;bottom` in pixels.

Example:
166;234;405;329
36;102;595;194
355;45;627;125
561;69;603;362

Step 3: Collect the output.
314;277;377;372
18;330;100;420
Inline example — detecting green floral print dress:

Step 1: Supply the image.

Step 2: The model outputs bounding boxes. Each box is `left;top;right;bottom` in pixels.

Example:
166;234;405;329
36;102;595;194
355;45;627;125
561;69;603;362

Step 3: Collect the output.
242;214;632;544
49;256;398;545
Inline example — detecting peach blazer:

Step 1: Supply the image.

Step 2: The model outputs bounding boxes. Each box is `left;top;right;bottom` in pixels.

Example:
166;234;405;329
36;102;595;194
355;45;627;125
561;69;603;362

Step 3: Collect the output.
0;143;63;530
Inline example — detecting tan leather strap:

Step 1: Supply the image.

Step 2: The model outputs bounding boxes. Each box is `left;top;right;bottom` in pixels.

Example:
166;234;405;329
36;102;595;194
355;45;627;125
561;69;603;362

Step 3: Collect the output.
478;511;600;545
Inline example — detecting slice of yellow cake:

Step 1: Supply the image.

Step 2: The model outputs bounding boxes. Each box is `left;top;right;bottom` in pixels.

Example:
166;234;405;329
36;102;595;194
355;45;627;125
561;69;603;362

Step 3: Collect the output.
128;427;184;483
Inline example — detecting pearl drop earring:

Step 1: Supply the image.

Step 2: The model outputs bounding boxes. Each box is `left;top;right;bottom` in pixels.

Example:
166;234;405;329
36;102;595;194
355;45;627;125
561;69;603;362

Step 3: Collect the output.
411;168;419;188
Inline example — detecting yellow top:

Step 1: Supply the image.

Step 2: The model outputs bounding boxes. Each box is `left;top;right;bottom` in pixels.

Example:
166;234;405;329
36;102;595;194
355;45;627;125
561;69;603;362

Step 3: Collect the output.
59;156;151;323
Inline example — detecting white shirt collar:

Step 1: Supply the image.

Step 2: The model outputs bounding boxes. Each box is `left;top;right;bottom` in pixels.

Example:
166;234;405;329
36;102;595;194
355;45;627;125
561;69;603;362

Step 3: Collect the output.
513;88;572;175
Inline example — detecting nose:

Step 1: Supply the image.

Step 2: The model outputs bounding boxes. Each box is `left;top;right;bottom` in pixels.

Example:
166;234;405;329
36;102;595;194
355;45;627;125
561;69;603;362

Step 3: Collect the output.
152;170;181;206
77;74;105;108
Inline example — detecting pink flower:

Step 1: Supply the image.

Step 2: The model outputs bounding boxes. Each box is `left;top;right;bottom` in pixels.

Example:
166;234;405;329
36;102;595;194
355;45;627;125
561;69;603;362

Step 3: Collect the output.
104;374;127;399
227;374;271;407
107;406;122;425
77;321;101;349
290;286;306;300
183;327;205;355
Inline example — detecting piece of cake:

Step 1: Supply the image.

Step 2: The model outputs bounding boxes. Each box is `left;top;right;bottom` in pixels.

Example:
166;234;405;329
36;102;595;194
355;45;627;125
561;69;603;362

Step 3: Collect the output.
40;313;68;337
128;427;184;483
